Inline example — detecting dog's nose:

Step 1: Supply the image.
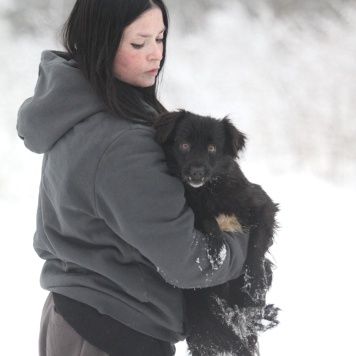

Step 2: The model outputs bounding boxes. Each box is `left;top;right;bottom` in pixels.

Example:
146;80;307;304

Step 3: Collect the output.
184;164;211;187
190;167;205;181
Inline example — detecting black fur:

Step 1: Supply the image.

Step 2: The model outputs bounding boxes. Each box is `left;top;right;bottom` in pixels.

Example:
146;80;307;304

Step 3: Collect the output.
154;110;280;356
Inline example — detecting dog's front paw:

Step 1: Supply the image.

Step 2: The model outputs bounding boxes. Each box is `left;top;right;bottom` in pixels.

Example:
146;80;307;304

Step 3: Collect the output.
207;241;227;270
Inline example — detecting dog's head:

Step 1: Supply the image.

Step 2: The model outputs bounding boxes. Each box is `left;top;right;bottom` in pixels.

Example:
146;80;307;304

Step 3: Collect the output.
154;110;246;188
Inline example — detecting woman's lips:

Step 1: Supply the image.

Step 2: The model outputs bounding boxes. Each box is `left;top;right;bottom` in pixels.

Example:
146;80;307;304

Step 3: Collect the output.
146;69;159;76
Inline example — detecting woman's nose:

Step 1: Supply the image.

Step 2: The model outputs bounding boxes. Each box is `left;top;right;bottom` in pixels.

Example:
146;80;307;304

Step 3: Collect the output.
148;43;163;61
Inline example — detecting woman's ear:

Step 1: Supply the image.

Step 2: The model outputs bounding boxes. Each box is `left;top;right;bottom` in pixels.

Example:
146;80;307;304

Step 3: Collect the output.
221;117;247;158
153;110;187;144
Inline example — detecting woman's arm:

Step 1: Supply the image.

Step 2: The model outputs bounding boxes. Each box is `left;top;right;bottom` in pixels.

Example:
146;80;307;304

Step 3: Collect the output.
95;126;249;289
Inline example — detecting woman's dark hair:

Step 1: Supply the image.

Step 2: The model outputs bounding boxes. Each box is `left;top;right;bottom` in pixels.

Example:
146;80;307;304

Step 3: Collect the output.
62;0;169;121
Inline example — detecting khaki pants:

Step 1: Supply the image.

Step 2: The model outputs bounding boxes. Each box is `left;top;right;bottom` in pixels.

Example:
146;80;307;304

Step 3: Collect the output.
39;293;109;356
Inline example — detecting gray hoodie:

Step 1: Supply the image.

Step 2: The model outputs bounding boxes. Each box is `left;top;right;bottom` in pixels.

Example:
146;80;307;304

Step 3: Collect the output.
17;51;249;343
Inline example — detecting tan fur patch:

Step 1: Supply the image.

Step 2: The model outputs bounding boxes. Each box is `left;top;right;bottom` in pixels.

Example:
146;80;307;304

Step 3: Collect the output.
216;214;243;233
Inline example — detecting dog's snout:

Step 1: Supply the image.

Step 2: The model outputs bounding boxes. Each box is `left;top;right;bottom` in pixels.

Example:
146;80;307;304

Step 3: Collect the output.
183;164;211;188
190;167;205;181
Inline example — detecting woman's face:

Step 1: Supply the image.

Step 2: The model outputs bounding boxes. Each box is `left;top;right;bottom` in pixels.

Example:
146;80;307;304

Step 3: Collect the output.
114;7;165;87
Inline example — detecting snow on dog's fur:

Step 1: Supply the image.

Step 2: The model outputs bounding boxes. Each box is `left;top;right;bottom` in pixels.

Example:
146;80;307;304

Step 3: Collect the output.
154;110;280;356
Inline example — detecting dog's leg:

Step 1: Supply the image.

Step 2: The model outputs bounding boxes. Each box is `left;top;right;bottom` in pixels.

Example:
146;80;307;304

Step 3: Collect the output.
236;184;278;305
198;217;227;270
243;206;276;306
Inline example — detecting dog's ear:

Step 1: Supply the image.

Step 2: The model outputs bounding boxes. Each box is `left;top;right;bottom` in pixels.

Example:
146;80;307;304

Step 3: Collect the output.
153;110;187;144
221;118;246;158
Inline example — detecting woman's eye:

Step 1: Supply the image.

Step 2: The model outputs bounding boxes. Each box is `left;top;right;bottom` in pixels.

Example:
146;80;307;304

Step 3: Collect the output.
156;38;164;44
208;145;216;153
131;43;144;49
180;142;191;152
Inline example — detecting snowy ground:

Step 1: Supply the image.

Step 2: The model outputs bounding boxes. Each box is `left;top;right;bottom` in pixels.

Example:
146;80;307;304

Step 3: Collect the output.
1;1;355;355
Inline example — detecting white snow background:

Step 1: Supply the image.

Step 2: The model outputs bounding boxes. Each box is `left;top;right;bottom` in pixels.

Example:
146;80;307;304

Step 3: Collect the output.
1;1;355;355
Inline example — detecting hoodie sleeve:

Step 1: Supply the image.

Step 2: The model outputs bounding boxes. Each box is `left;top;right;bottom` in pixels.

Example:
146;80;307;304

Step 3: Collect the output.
95;127;249;289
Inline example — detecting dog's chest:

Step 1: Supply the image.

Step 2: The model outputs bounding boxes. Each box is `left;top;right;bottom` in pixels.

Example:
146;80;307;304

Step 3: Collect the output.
184;182;241;217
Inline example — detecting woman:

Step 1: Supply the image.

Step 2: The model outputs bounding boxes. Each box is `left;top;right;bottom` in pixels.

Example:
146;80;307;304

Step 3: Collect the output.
17;0;250;355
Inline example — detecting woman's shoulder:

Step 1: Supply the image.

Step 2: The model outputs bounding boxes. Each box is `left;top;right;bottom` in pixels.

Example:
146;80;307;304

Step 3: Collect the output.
93;110;155;138
83;111;159;157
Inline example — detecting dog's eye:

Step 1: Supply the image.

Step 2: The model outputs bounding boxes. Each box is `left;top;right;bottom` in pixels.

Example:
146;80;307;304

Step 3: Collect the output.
180;142;191;152
208;145;217;153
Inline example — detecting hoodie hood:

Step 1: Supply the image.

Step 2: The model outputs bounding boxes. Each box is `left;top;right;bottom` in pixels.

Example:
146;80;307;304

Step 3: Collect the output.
17;51;106;154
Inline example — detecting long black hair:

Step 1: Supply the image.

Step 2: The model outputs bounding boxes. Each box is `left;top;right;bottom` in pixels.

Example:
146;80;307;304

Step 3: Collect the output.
62;0;169;121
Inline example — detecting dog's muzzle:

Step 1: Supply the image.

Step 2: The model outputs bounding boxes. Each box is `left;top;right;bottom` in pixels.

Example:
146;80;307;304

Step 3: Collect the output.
183;164;211;188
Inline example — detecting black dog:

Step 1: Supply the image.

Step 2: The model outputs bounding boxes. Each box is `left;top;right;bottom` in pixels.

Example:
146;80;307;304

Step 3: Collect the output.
154;110;279;356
